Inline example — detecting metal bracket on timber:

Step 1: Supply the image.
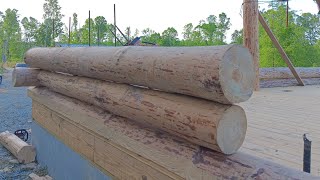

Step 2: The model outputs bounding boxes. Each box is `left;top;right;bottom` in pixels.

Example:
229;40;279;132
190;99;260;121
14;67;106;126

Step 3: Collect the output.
258;12;305;86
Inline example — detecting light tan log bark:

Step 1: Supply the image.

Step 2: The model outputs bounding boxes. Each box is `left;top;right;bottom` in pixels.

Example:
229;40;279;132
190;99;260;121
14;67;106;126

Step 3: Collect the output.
12;67;41;87
28;88;316;180
258;12;304;86
260;67;320;80
24;45;255;104
0;131;36;163
33;70;246;154
243;0;259;91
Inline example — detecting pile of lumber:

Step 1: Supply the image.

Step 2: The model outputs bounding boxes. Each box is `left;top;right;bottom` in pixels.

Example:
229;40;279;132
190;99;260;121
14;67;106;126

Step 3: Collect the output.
14;45;314;179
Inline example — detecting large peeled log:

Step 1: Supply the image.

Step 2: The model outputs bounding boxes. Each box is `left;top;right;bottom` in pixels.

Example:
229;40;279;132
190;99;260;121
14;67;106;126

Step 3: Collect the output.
0;131;36;163
24;45;255;104
34;71;247;154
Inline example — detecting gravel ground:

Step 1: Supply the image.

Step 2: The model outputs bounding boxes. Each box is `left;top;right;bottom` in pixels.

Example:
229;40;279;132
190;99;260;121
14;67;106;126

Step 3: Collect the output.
0;69;47;180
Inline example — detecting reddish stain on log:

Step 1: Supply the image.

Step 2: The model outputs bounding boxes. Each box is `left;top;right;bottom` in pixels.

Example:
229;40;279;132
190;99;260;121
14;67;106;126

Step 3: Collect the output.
141;101;155;108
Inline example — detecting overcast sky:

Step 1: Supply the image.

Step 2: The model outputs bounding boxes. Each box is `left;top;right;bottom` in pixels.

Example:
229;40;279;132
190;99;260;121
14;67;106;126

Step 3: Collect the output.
0;0;318;42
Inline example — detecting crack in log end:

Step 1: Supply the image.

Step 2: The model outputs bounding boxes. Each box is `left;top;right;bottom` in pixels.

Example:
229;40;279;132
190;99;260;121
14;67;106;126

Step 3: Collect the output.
250;168;265;179
202;79;221;91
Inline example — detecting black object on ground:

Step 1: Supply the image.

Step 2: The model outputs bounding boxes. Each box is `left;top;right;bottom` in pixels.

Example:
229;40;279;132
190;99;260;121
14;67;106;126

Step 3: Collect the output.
303;133;312;173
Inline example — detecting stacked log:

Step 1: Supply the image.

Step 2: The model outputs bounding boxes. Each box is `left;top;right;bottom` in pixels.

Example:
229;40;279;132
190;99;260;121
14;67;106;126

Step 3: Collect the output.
13;69;247;154
260;67;320;80
12;45;287;178
24;45;255;104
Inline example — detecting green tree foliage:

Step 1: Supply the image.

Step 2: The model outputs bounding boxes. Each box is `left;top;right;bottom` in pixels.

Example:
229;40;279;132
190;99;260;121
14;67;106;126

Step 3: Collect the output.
21;17;39;44
259;5;319;67
42;0;64;46
161;27;178;46
1;9;23;60
231;29;243;44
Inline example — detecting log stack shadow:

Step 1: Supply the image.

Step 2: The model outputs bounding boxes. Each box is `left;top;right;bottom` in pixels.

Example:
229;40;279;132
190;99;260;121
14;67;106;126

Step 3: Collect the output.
13;45;315;179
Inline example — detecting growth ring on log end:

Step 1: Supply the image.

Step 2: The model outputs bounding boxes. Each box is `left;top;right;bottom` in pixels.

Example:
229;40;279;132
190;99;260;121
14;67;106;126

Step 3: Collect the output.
219;45;255;104
216;105;247;154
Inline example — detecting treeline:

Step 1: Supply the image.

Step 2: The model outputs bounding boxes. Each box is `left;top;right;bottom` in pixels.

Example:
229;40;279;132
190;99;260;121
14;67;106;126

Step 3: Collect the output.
0;0;319;67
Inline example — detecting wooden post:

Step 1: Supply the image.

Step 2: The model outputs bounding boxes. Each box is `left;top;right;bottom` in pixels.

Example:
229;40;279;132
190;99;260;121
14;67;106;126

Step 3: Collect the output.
243;0;259;90
258;12;304;86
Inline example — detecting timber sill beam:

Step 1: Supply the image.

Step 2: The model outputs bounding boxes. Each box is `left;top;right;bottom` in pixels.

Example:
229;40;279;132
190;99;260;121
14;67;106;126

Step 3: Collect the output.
258;12;305;86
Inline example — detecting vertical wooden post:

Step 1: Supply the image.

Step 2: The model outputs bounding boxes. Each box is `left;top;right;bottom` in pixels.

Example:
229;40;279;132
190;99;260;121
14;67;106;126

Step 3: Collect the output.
114;4;117;47
243;0;259;90
89;10;91;46
68;17;71;46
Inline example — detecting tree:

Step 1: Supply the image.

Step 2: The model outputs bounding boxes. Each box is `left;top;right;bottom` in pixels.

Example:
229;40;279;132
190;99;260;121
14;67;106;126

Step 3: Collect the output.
72;13;78;31
297;13;320;45
1;9;22;61
79;18;95;45
21;17;40;44
182;23;193;40
215;12;231;44
94;16;108;45
161;27;178;46
231;29;243;44
42;0;64;46
259;6;316;67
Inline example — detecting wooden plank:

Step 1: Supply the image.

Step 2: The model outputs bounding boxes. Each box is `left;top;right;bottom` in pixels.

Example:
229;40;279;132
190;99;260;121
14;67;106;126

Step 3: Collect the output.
243;0;259;90
258;12;304;86
240;85;320;175
32;101;182;180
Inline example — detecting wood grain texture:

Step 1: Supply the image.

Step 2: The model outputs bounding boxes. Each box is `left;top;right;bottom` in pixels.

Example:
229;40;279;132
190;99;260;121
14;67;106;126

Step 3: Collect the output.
0;131;36;163
258;12;304;86
28;87;316;180
12;67;40;87
24;45;255;104
243;0;259;90
240;85;320;176
260;67;320;79
35;71;247;154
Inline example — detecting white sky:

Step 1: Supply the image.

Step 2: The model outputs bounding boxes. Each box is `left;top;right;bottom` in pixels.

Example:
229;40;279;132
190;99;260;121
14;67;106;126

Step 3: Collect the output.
0;0;318;42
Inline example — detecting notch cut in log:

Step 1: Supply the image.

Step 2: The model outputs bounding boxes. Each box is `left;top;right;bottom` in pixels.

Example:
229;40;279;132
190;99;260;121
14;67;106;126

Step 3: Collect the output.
258;12;304;86
12;67;41;87
24;44;255;104
0;131;36;163
29;88;316;179
21;70;247;154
